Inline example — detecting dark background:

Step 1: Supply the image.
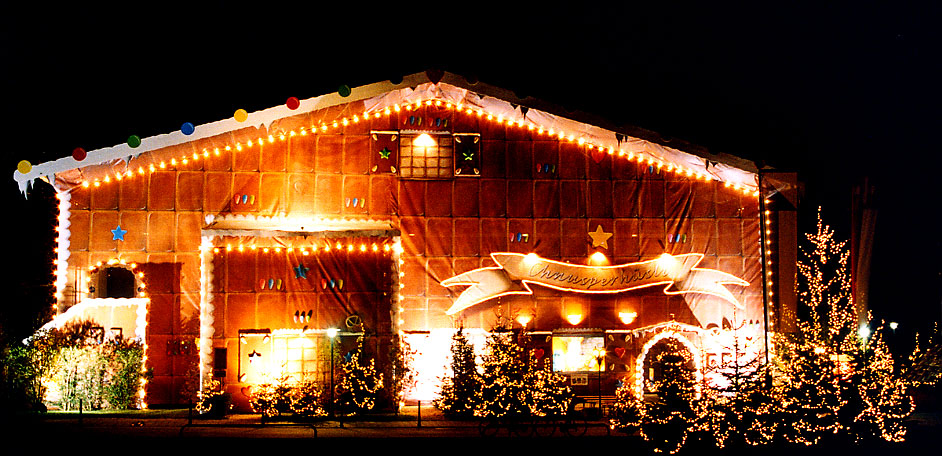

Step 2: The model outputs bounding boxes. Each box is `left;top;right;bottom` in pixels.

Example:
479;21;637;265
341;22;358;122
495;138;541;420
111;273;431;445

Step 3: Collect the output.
3;2;940;348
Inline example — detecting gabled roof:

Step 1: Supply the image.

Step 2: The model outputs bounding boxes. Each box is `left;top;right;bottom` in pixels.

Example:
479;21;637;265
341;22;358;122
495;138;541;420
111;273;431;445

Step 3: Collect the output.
13;71;759;196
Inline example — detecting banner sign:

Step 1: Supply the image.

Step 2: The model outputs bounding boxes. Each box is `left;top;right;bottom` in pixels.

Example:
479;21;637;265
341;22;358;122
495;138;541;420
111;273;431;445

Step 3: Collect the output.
441;253;749;315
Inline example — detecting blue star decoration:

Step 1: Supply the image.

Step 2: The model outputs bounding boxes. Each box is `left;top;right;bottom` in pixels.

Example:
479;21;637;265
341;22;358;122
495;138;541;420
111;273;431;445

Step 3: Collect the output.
111;225;128;241
294;264;309;279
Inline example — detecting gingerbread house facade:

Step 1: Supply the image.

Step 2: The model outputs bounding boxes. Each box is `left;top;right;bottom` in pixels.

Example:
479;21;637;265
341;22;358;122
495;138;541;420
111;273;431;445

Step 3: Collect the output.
15;71;797;409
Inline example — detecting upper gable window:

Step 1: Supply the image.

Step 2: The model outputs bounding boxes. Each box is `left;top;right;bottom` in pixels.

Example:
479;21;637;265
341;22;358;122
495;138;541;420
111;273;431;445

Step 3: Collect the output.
399;133;453;179
87;265;140;299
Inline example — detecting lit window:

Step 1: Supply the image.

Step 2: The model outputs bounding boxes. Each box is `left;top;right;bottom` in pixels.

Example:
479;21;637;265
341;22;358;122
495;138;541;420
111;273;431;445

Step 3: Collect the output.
552;335;605;372
271;335;319;383
399;133;453;178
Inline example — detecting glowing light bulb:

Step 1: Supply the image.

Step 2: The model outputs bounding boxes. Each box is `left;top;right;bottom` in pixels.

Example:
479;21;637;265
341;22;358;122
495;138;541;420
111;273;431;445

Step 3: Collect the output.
618;311;637;325
516;315;532;327
414;133;436;148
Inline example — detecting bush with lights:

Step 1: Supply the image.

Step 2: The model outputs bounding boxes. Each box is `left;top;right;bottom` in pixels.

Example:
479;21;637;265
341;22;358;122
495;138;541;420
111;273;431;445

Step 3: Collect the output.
10;319;150;411
196;378;231;417
249;375;325;419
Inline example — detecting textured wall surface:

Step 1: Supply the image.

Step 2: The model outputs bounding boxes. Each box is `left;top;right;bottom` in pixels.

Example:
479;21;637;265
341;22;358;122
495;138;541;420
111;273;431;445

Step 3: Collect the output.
62;99;764;404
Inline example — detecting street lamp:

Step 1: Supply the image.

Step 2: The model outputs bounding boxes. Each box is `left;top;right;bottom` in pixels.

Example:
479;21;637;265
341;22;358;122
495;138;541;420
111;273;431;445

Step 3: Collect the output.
327;328;339;417
890;322;899;334
592;346;605;410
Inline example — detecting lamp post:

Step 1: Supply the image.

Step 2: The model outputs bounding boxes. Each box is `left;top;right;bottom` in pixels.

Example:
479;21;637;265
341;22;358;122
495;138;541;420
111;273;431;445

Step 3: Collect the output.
592;346;605;410
327;328;339;418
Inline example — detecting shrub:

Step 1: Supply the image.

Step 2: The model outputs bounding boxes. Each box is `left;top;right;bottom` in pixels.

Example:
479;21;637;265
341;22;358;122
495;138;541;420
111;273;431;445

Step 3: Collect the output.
249;376;325;419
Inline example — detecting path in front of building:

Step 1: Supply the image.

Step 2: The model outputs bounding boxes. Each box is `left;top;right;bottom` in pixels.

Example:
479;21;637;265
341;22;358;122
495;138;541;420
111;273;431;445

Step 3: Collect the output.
4;406;941;454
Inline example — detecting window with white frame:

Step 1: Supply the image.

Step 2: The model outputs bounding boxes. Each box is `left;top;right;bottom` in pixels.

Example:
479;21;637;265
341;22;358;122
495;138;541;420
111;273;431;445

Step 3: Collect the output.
271;334;320;382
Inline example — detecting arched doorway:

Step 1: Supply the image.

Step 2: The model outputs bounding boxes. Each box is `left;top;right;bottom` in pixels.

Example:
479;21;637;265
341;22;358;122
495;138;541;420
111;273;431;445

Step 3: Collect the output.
634;330;702;398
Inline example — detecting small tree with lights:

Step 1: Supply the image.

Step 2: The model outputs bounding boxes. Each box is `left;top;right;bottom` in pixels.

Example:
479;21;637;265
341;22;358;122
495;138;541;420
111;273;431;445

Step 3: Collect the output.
611;336;699;453
434;328;480;417
524;353;574;417
474;328;530;418
642;337;700;453
387;334;416;412
335;336;384;416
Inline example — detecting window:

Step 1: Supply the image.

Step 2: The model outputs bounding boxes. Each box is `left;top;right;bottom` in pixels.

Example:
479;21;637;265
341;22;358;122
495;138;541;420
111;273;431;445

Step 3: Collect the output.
271;334;320;382
552;335;605;372
453;133;481;176
88;266;137;299
399;133;453;178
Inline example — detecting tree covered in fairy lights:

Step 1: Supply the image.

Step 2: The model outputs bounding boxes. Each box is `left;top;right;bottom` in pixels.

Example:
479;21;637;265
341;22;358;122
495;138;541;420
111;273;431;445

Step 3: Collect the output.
474;329;530;418
610;336;700;454
335;336;383;415
524;354;573;417
435;327;574;418
434;328;479;417
610;208;922;451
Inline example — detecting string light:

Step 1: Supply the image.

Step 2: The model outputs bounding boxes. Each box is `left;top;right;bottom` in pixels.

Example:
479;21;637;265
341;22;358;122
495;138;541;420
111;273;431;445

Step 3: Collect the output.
65;97;755;195
210;239;393;256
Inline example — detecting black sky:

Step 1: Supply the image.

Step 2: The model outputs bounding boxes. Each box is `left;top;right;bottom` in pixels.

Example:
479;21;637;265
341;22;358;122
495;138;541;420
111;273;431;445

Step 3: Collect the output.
3;2;940;338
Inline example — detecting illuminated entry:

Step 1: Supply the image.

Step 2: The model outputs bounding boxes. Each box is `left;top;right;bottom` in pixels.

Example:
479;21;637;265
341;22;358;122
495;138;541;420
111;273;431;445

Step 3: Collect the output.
441;252;748;315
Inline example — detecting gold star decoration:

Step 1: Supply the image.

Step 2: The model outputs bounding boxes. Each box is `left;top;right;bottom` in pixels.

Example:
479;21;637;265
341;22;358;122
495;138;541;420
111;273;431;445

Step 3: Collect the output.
588;225;613;249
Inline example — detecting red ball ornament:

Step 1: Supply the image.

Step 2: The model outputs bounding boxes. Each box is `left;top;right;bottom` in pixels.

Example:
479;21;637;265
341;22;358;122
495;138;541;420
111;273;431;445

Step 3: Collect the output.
286;96;300;110
72;147;87;161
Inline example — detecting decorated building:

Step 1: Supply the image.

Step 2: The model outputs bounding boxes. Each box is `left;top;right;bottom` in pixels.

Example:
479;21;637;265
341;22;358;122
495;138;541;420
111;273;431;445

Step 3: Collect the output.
14;71;798;410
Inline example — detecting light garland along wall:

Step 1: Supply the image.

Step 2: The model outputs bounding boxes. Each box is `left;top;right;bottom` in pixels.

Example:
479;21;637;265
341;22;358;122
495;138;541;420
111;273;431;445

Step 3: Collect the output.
46;81;769;405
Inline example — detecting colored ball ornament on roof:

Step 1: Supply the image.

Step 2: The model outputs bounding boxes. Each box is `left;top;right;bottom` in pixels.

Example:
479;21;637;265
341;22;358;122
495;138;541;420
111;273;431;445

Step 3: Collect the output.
72;147;87;161
234;109;248;122
338;85;351;97
181;122;195;135
127;135;141;148
286;96;300;110
17;160;31;174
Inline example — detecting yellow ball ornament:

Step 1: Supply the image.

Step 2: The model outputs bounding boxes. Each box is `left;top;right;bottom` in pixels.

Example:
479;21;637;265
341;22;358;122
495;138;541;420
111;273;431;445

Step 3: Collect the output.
17;160;32;174
234;109;248;122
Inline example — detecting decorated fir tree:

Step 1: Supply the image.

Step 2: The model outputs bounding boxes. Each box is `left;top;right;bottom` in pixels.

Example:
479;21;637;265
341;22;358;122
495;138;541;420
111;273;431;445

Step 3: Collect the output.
434;328;480;417
774;332;844;445
335;336;384;415
779;208;914;445
475;329;529;418
641;337;699;454
387;334;416;412
524;350;573;417
797;208;859;352
848;324;913;442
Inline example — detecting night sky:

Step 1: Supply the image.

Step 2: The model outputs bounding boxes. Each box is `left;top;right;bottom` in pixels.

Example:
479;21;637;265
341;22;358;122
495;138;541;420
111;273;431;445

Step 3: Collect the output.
3;3;940;343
